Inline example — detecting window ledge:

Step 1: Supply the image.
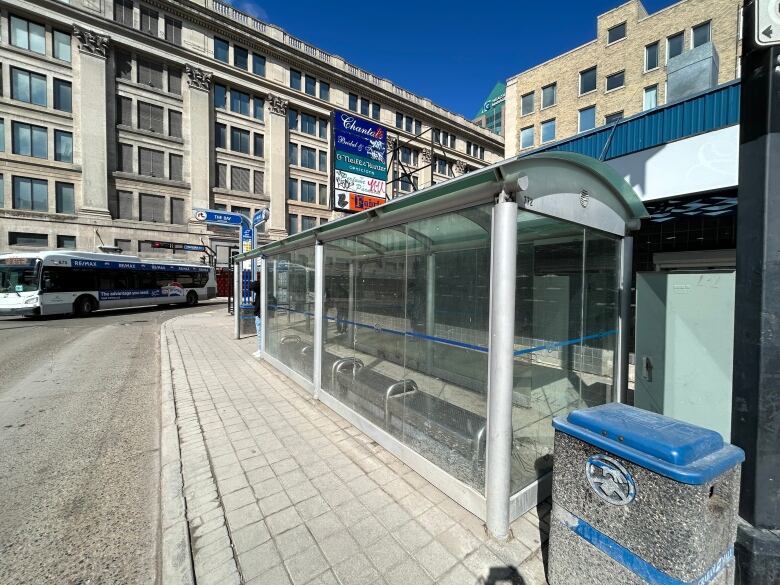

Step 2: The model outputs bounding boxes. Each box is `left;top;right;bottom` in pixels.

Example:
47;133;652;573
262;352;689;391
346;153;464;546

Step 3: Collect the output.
0;208;76;220
117;124;184;144
112;171;190;189
215;147;265;163
214;108;265;127
290;129;328;143
578;89;597;98
116;78;183;101
288;200;330;211
644;66;660;74
0;96;74;120
3;44;73;71
212;187;269;200
606;37;627;47
604;85;626;95
0;153;82;172
520;111;535;118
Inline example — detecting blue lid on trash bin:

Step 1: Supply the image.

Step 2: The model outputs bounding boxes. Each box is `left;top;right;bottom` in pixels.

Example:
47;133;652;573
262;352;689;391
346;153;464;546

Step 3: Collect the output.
552;403;744;484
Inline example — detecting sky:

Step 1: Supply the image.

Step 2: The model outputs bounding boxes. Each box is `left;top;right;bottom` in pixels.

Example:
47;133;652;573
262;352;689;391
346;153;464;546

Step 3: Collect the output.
226;0;680;119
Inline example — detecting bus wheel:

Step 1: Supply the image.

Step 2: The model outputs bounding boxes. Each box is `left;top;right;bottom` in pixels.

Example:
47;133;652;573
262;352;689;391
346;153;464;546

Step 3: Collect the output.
74;295;97;315
186;291;199;307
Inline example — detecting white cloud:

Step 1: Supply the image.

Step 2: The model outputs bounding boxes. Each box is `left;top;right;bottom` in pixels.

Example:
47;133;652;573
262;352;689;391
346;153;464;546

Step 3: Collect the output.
226;0;268;21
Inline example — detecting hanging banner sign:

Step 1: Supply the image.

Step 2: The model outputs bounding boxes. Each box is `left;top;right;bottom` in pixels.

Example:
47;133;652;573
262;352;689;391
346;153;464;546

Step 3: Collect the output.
332;109;388;214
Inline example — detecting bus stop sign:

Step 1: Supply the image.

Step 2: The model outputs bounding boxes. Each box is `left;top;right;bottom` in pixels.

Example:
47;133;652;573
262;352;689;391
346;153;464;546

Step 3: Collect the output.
756;0;780;45
193;209;244;226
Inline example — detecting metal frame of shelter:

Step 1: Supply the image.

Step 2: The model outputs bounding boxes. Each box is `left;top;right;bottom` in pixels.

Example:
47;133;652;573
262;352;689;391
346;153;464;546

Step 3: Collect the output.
235;151;648;539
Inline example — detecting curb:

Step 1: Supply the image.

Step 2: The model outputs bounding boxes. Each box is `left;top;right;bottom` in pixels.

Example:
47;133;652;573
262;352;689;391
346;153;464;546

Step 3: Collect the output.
159;319;196;585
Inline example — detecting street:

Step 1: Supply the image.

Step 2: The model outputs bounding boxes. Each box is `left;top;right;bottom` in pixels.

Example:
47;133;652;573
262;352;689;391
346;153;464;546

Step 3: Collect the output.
0;302;223;584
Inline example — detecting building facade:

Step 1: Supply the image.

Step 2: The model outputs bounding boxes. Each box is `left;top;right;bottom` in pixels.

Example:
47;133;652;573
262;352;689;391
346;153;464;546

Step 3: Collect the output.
472;81;505;136
0;0;503;264
504;0;742;157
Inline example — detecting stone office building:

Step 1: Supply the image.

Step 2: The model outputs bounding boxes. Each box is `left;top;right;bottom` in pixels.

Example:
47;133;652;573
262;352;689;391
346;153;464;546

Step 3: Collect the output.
504;0;742;157
0;0;503;263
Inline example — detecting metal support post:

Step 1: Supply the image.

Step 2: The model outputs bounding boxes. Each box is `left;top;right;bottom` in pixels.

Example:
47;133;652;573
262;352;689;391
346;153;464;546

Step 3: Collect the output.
313;242;324;399
233;260;241;340
731;4;780;581
614;236;633;404
425;253;436;373
485;194;518;541
260;257;267;354
348;260;356;346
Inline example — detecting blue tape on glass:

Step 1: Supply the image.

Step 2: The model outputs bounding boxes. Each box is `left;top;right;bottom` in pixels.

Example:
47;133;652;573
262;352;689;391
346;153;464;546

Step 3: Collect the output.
557;508;734;585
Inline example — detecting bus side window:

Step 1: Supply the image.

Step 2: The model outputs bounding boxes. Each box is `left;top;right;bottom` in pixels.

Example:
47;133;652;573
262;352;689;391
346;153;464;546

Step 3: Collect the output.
42;269;60;292
137;271;156;289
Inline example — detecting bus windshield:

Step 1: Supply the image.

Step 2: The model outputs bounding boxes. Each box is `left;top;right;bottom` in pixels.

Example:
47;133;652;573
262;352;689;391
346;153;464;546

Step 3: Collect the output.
0;259;41;293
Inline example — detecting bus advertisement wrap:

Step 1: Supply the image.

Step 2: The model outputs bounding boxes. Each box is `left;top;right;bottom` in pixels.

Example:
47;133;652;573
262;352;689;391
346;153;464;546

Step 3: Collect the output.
98;286;184;301
71;259;210;273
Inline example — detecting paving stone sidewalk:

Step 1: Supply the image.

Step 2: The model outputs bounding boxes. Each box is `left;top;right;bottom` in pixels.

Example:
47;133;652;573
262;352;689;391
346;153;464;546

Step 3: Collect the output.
163;309;550;585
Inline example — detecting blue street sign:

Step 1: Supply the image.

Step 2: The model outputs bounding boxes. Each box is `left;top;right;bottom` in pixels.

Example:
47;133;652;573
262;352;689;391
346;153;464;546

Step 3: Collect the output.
253;208;270;227
193;209;244;226
241;227;253;253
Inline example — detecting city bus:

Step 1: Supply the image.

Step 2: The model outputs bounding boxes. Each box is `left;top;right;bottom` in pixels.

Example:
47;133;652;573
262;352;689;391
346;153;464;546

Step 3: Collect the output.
0;250;216;317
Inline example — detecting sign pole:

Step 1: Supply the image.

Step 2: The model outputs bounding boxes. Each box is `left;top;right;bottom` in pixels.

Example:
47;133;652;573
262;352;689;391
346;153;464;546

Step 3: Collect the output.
731;2;780;582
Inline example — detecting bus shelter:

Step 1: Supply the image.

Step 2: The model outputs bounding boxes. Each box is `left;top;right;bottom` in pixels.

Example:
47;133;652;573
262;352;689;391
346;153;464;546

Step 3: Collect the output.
234;152;647;539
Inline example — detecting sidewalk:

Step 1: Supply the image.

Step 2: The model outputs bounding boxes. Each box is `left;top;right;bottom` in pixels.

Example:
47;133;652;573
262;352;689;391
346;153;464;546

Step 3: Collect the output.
161;309;549;585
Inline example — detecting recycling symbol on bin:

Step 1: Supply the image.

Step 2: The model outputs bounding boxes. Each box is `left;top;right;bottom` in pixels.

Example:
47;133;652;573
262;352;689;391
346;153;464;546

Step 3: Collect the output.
585;454;636;506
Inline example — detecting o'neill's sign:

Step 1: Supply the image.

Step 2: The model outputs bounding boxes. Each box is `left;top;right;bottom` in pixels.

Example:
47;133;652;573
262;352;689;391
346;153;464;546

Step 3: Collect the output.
332;110;388;213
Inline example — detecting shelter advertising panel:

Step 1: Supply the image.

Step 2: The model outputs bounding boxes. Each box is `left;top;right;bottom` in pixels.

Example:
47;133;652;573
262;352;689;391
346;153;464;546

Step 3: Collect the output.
332;110;388;213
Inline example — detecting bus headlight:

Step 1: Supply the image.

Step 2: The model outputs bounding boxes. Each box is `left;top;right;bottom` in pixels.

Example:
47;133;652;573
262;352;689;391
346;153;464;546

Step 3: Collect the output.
24;296;39;305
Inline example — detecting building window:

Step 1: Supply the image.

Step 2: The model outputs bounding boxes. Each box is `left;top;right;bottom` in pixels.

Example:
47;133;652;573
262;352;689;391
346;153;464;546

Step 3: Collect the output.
216;164;227;188
371;103;381;120
215;123;227;148
57;235;76;248
395;112;403;129
11;68;47;107
645;42;659;71
168;67;182;95
12;122;47;159
319;81;330;101
288;214;298;235
304;75;316;96
0;120;4;153
56;182;75;213
137;58;163;89
115;238;132;251
301;113;316;136
140;5;158;36
253;171;264;195
231;167;250;192
288;178;298;200
53;79;72;113
541;83;557;109
606;71;625;92
643;85;658;111
253;97;264;120
169;154;183;181
319;119;328;139
301;146;316;169
213;203;227;211
114;0;134;27
692;21;711;48
290;69;302;90
230;127;250;154
415;120;422;135
53;31;72;62
541;119;556;143
214;84;227;109
605;111;623;125
165;17;182;45
116;50;132;80
287;108;299;131
138;101;164;133
579;106;596;132
10;16;46;55
579;67;597;95
360;98;369;117
230;89;250;116
9;232;48;247
138;147;164;177
12;176;48;211
319;150;327;171
301;180;316;204
54;130;73;163
667;32;684;61
140;193;165;222
254;133;264;157
405;117;413;133
214;38;229;63
520;126;534;149
170;197;185;224
318;184;328;206
521;92;535;115
301;215;316;231
234;45;248;69
607;22;626;44
253;54;266;76
169;111;182;138
289;143;298;165
348;93;358;112
118;143;133;172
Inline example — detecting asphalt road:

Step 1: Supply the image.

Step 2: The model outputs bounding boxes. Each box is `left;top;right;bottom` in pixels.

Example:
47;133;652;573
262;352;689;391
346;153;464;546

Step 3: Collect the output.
0;300;225;585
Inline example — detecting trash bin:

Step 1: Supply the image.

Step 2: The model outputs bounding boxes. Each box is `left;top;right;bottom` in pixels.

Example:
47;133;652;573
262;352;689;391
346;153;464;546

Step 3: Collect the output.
239;303;256;336
549;402;744;585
